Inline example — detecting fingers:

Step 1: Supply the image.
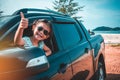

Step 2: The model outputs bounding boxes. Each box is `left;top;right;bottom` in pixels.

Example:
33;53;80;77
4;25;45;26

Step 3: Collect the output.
19;12;28;29
20;18;28;28
20;12;25;19
21;19;28;25
20;12;28;26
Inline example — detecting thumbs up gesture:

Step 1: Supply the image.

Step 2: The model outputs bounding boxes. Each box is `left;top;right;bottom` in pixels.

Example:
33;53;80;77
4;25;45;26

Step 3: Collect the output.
19;12;28;29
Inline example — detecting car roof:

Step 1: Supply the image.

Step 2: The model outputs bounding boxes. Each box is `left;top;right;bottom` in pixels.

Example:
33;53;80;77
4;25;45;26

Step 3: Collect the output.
12;8;69;17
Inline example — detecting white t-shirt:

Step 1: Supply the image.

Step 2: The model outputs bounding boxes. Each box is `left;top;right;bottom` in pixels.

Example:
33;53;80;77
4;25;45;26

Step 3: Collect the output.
23;36;44;49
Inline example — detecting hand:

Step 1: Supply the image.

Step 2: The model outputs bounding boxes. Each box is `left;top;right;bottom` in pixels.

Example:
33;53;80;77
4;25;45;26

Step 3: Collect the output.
19;12;28;29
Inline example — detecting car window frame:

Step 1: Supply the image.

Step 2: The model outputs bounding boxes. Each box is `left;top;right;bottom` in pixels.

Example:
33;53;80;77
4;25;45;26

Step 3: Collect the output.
52;22;82;50
0;15;59;53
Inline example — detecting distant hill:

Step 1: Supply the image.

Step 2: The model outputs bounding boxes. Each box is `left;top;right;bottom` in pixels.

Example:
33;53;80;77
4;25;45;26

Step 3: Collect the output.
93;26;120;31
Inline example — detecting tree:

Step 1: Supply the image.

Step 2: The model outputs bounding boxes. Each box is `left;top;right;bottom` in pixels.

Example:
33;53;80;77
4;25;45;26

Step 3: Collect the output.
0;10;3;17
53;0;84;19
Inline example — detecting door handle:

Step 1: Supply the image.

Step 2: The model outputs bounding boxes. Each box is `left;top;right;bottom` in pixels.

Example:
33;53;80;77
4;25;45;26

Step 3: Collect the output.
58;63;68;74
85;48;89;53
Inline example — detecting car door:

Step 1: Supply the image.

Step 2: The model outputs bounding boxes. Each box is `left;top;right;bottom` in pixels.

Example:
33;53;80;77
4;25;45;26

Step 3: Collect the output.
49;19;80;80
52;19;94;80
66;23;95;80
46;21;74;80
68;40;94;80
47;50;73;80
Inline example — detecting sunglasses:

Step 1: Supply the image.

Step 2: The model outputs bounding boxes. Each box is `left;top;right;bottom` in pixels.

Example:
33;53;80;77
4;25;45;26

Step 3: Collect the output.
37;26;49;36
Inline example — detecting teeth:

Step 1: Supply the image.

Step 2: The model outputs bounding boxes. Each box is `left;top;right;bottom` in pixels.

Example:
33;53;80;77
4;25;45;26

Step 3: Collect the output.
35;35;39;38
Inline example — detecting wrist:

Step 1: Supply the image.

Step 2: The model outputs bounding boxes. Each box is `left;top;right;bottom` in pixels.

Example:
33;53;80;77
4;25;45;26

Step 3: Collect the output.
19;26;25;30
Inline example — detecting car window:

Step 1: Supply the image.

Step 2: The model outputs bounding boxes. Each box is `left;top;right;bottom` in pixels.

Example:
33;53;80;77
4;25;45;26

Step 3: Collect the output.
0;17;58;54
55;23;81;49
0;28;16;50
0;16;13;28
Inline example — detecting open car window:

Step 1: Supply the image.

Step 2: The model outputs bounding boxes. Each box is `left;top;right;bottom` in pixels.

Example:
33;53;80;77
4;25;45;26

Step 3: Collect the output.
0;16;16;28
0;16;59;54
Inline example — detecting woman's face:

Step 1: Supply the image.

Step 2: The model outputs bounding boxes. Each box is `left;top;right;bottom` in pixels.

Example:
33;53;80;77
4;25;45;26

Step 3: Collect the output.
32;22;51;41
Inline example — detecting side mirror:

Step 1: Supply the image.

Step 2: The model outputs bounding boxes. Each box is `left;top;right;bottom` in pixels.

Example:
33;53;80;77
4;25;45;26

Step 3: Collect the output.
26;53;49;72
88;30;95;35
25;47;49;73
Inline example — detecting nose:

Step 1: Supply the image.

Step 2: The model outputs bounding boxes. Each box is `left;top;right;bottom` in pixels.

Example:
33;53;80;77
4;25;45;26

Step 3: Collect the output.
38;30;44;36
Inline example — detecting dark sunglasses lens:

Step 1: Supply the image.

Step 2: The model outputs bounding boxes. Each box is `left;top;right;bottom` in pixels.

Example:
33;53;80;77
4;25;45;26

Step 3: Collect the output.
38;27;43;31
44;30;49;35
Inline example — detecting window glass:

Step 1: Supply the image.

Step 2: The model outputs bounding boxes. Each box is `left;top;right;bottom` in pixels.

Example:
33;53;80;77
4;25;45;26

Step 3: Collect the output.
55;23;80;49
0;16;13;28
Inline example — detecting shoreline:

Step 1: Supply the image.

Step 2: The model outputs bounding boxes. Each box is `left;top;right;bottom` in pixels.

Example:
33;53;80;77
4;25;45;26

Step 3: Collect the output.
100;34;120;44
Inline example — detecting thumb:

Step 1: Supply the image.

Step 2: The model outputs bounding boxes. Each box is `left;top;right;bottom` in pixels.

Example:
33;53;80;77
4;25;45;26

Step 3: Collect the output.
20;12;25;19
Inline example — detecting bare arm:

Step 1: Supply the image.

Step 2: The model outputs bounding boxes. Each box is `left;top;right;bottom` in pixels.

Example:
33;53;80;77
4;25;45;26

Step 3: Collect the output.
14;27;24;46
14;12;28;46
43;44;52;56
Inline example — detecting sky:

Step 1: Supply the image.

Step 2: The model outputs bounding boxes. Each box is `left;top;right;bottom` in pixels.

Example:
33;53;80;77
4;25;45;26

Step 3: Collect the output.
0;0;120;30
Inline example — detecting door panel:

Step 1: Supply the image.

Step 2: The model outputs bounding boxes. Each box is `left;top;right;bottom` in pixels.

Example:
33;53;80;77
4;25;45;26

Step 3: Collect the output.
26;51;73;80
51;20;94;80
51;64;72;80
68;42;94;80
49;51;73;80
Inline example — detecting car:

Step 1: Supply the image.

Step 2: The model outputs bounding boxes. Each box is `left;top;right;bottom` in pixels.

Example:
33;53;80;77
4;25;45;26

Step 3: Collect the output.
0;8;106;80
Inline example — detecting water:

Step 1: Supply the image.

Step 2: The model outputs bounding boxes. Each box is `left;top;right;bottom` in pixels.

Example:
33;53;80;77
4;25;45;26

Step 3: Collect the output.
93;31;120;35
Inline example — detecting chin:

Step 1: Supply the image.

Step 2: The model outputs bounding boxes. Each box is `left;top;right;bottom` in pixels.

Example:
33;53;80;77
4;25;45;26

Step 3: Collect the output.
37;38;44;41
36;38;42;41
34;35;42;41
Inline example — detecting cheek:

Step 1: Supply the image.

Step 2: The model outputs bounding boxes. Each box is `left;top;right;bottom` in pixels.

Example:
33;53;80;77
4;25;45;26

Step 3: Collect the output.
33;29;37;34
45;35;49;39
